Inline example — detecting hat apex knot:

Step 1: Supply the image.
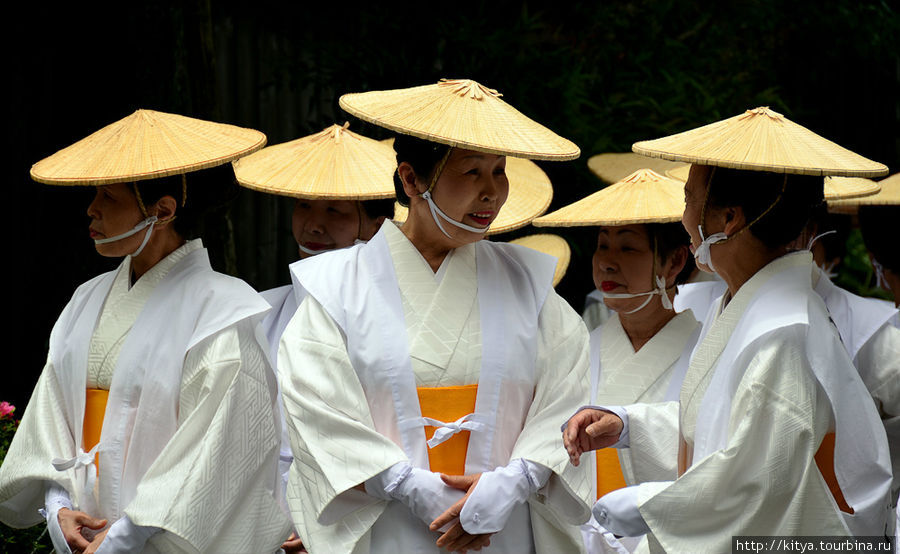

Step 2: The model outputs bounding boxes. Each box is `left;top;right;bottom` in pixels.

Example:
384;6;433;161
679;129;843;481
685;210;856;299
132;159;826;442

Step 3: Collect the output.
438;78;502;100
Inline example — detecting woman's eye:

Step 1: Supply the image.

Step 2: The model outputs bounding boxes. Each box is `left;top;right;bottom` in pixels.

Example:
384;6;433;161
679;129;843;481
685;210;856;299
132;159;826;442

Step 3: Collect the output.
466;168;479;176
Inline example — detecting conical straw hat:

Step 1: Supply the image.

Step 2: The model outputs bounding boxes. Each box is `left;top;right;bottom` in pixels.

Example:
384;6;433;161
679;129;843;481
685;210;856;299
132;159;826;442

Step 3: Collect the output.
633;107;888;178
509;234;570;287
534;169;684;227
666;163;881;201
830;173;900;207
588;152;682;185
392;156;553;235
233;123;396;200
339;79;579;161
31;109;266;185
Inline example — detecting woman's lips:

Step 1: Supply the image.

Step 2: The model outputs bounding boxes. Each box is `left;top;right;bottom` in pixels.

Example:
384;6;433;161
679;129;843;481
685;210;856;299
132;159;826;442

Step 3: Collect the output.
302;242;331;251
89;229;102;239
600;281;620;292
467;211;494;226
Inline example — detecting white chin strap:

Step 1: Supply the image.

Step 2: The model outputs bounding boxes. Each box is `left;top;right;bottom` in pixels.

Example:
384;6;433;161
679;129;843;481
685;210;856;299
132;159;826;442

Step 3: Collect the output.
806;229;836;251
694;225;727;271
602;275;673;314
422;190;490;239
93;216;158;257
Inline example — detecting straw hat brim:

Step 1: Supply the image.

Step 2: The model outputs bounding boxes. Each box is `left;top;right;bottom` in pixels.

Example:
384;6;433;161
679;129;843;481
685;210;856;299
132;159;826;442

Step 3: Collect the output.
830;173;900;206
666;163;881;202
633;107;888;178
588;153;683;185
508;234;570;287
340;79;580;161
534;169;685;227
234;124;396;200
392;157;553;235
31;110;266;185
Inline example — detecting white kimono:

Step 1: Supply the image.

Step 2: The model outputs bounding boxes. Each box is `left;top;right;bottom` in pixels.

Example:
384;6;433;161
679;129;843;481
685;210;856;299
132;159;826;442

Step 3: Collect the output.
601;252;892;552
279;221;591;553
0;240;291;553
583;311;699;553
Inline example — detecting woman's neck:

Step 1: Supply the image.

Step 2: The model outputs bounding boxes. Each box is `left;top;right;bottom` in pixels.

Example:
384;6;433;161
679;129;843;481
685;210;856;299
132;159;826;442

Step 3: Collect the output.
130;230;186;280
618;293;678;351
399;209;455;273
713;236;788;297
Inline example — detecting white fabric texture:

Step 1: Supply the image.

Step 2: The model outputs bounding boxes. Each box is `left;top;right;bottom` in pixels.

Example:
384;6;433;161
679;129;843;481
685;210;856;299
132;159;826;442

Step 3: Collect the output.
591;485;649;538
627;252;892;552
0;241;291;553
459;459;551;534
279;221;591;553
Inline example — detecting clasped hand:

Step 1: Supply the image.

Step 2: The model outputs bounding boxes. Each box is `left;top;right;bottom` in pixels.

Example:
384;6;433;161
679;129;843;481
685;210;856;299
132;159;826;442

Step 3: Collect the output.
562;408;624;466
57;507;108;554
428;473;493;553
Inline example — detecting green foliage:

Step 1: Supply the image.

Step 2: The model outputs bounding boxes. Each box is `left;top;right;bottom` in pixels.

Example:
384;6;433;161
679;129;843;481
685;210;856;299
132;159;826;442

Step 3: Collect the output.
0;405;54;553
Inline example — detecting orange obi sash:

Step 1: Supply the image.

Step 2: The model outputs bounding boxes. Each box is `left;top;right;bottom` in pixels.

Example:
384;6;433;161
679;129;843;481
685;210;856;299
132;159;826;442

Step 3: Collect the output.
815;432;853;514
83;389;109;469
416;385;478;476
596;449;628;500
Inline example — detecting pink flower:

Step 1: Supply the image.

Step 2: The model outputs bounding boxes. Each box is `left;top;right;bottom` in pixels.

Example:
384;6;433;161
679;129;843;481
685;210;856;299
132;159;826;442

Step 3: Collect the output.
0;401;14;418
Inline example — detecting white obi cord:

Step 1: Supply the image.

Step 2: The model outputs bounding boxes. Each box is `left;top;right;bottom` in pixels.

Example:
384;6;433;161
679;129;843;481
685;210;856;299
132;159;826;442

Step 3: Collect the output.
400;413;488;449
51;444;100;511
93;216;158;257
603;275;674;314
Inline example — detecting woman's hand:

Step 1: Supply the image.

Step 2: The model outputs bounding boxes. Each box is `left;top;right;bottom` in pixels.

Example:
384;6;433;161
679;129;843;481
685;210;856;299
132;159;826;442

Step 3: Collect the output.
430;474;493;552
562;408;624;466
57;508;107;552
282;532;307;553
81;527;109;554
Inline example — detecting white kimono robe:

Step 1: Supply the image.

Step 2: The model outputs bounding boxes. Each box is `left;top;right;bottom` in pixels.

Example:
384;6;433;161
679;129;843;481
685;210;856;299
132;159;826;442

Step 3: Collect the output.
279;221;591;553
606;252;892;552
583;311;699;553
0;240;291;553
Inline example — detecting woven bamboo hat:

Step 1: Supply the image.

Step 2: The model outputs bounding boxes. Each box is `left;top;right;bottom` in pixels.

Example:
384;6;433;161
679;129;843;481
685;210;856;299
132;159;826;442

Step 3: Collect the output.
392;156;553;234
534;169;684;227
31;109;266;185
830;173;900;207
509;234;570;286
666;163;882;201
633;107;888;178
233;123;396;200
339;79;579;161
588;152;682;185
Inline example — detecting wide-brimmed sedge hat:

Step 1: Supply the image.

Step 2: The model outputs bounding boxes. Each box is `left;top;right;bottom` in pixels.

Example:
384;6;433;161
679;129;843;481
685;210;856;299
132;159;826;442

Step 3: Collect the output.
830;172;899;209
233;123;396;200
508;234;570;287
31;109;266;185
534;169;684;227
665;163;882;201
633;107;888;178
588;152;682;185
392;156;553;234
339;78;579;161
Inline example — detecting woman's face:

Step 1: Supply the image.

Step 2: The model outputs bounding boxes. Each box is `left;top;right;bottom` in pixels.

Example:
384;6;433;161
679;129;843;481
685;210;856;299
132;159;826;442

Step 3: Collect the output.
407;148;510;244
292;199;374;259
87;183;147;257
681;164;719;273
592;224;658;312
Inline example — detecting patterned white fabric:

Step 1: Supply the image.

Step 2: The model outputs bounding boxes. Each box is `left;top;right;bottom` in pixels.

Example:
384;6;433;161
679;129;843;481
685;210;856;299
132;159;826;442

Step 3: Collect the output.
279;222;591;553
0;243;291;553
623;252;891;552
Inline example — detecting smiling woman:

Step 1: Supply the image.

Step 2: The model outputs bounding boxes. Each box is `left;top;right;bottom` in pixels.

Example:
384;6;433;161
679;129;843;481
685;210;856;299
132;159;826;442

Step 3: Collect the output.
277;79;592;553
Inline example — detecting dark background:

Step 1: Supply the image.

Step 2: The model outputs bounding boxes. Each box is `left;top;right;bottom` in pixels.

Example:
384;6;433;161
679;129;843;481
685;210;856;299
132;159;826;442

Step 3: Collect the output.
7;1;899;409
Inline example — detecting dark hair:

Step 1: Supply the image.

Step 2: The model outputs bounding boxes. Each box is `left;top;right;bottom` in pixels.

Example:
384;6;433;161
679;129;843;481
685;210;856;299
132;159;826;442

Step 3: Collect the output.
646;222;693;285
859;206;900;273
360;198;395;221
705;167;824;250
808;205;851;261
392;134;451;207
131;164;239;239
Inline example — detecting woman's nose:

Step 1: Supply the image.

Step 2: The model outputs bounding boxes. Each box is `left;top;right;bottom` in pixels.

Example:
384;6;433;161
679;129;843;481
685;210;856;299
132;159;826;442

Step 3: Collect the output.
86;191;101;219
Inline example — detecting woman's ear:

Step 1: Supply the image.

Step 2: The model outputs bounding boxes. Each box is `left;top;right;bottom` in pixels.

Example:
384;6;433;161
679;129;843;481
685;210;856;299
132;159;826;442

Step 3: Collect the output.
152;195;178;224
722;206;746;236
397;162;422;199
663;245;689;287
